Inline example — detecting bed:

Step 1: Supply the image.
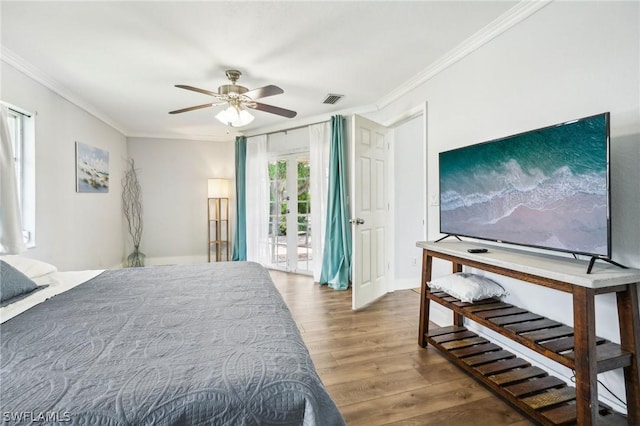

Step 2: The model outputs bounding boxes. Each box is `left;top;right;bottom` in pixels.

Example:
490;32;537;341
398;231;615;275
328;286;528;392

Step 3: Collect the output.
0;259;344;425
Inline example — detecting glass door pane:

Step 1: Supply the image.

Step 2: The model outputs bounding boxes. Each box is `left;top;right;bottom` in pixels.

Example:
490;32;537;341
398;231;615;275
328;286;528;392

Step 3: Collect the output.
296;160;312;273
268;159;288;270
266;155;312;275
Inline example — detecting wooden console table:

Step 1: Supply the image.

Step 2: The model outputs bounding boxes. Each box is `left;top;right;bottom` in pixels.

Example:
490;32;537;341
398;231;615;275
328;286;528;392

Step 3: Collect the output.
417;240;640;425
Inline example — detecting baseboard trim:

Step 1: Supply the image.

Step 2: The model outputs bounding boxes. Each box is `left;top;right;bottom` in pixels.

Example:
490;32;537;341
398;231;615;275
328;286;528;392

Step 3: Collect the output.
392;277;421;291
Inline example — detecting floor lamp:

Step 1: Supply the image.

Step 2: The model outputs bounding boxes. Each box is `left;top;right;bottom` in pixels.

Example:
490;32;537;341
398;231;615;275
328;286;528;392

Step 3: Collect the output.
208;178;230;262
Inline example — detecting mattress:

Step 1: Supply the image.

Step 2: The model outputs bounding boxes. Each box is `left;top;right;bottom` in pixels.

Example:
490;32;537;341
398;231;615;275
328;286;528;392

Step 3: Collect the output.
0;261;344;425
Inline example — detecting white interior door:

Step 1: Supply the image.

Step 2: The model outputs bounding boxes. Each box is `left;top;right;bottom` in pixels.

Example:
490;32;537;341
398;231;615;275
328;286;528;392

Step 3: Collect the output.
350;115;389;310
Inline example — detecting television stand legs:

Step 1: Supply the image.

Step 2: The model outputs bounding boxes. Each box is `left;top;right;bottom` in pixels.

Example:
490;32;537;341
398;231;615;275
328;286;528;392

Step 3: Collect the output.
434;234;462;243
587;256;628;274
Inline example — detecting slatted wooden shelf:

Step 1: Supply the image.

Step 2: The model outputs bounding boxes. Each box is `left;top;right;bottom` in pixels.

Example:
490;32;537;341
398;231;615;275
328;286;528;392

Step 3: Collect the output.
417;241;640;425
428;290;633;374
428;326;628;425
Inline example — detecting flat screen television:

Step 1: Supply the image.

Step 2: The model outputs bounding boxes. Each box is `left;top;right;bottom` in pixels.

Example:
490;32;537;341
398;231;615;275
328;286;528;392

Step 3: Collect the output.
439;112;611;259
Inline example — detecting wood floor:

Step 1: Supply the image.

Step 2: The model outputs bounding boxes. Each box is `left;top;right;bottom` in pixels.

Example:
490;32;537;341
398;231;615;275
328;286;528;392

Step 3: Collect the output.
269;270;534;426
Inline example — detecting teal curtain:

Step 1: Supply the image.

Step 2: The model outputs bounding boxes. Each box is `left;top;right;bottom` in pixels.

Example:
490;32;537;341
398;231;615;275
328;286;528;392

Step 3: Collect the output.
319;115;351;290
231;136;247;261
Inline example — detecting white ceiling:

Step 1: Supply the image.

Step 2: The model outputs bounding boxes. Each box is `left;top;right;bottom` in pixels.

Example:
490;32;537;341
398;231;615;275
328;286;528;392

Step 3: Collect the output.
1;1;520;141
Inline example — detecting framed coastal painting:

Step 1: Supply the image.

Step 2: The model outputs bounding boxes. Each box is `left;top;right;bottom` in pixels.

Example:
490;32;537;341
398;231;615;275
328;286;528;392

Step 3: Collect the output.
76;142;109;193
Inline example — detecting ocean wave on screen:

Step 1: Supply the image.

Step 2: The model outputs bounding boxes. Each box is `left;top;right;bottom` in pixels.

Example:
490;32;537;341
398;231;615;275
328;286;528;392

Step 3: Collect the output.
441;159;606;221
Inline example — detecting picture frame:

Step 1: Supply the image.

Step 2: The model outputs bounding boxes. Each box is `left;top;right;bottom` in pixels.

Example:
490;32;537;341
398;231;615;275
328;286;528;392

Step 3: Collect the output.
75;141;109;193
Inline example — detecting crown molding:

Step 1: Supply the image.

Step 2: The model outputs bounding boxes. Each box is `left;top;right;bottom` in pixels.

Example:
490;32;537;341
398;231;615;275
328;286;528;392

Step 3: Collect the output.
126;132;237;143
375;0;553;110
1;46;129;136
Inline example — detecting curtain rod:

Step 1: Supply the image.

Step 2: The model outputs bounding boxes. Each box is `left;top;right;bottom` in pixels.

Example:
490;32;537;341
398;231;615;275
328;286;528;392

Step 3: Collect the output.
247;119;331;138
8;107;31;118
0;100;33;118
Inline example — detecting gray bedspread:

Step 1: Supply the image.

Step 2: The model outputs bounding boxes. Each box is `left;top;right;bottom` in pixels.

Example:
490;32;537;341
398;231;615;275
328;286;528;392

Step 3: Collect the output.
1;262;344;425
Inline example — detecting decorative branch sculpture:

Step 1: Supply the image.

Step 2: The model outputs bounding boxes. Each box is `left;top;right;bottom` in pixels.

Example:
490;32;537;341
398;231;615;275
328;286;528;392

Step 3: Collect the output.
122;159;144;267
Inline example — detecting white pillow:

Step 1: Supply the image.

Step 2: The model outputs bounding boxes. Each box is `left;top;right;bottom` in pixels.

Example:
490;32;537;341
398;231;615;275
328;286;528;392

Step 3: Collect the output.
31;272;60;286
0;255;57;279
428;272;507;303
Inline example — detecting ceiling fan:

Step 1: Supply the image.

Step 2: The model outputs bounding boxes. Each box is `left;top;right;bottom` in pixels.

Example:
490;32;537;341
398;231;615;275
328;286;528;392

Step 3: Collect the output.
169;69;297;127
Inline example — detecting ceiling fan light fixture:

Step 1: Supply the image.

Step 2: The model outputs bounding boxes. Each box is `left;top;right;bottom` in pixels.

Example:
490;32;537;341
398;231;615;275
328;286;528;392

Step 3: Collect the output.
215;105;254;127
236;109;255;126
171;69;296;122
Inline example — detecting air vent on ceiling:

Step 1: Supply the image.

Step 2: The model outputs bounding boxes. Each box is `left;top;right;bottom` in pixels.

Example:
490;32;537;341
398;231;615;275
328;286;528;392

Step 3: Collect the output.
322;93;344;105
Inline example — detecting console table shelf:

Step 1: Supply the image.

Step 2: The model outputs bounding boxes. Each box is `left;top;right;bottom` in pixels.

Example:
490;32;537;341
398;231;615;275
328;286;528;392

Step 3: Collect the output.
428;325;625;425
417;241;640;426
427;290;632;374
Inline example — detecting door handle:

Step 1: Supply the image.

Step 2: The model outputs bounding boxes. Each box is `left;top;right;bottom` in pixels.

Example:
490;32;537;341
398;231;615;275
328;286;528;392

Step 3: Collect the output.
349;218;365;225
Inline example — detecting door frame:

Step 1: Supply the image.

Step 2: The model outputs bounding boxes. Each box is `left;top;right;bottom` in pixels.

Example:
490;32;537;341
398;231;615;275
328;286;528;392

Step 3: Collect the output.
381;102;428;292
267;152;313;275
346;103;428;310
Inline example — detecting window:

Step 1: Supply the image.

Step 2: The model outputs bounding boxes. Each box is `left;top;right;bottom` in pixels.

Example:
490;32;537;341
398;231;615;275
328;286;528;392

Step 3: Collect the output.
6;106;36;247
7;111;23;203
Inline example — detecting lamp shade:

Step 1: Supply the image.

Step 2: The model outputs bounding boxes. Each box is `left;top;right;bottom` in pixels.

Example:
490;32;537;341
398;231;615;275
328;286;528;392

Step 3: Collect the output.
208;178;230;198
215;105;254;127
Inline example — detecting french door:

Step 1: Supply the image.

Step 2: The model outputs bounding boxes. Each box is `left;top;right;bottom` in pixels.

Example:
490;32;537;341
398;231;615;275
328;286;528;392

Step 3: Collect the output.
267;154;312;274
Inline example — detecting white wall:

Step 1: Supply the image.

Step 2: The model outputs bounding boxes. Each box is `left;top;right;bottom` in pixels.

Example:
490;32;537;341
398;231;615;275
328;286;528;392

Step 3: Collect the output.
1;62;127;270
392;115;425;289
126;137;234;265
367;1;639;411
267;127;309;154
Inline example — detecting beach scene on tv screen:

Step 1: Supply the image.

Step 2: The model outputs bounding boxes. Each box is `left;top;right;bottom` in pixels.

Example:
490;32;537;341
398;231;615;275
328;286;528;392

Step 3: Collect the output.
439;115;608;256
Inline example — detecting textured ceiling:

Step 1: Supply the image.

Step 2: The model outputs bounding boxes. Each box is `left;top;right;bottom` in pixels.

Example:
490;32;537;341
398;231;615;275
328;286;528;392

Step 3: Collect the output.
1;1;519;140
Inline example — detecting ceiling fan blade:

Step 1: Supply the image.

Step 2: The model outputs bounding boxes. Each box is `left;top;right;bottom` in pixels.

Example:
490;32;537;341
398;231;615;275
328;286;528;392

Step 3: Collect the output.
247;102;297;118
169;103;215;114
175;84;221;97
244;85;284;100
